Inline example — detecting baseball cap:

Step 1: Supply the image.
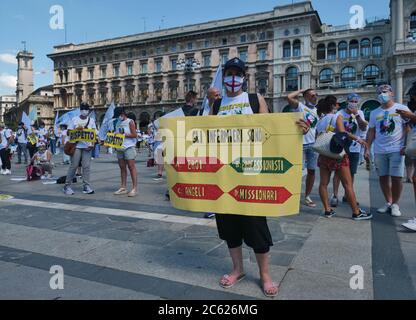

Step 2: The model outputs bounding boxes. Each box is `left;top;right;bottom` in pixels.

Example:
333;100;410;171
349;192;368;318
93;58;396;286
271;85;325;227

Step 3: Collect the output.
223;57;246;75
377;84;393;94
80;102;91;110
347;93;361;102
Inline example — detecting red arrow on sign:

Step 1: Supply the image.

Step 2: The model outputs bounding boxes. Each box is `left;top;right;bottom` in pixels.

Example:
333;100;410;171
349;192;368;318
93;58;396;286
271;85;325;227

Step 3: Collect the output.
171;157;224;173
228;186;292;204
172;183;224;200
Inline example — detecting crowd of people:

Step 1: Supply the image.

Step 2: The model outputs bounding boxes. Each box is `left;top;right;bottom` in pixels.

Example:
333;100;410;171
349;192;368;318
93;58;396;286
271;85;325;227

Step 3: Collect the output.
1;57;415;298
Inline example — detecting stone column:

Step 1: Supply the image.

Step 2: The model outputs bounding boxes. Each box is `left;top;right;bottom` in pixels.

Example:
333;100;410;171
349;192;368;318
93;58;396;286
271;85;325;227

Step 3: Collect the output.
396;70;404;104
397;0;404;41
134;79;140;103
148;79;154;103
120;80;126;104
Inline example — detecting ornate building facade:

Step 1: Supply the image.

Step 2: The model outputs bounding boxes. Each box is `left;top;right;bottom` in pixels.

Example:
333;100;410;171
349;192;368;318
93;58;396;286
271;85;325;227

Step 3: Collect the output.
47;0;416;127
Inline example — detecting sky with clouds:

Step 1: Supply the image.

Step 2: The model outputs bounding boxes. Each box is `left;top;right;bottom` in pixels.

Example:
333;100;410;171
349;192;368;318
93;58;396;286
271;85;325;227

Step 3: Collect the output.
0;0;389;96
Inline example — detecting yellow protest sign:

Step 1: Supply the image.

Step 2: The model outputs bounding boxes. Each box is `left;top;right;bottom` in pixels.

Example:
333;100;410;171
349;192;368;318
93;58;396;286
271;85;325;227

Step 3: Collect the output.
160;113;303;217
27;134;38;145
104;133;125;149
68;129;96;143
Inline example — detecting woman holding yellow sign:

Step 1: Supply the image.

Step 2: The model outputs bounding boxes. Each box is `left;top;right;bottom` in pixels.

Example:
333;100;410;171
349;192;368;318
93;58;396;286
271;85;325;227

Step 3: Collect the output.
109;107;138;197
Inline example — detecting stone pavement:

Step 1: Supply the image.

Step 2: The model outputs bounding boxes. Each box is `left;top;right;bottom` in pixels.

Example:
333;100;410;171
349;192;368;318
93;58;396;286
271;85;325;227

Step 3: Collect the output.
0;148;415;300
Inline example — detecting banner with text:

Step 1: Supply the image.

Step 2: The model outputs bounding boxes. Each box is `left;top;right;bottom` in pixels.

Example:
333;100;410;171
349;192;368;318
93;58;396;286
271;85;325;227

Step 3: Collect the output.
160;113;303;217
68;129;97;143
104;132;125;149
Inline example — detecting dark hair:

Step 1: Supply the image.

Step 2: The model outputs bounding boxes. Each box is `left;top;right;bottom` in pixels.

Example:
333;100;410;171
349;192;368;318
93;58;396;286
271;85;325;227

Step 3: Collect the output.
127;112;136;122
303;89;315;98
325;95;338;108
113;107;126;118
317;98;331;117
185;91;197;103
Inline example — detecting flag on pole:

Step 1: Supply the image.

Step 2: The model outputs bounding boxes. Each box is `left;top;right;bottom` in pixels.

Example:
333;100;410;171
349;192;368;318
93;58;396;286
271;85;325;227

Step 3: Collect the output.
21;112;33;134
53;111;59;135
200;65;223;116
98;103;115;141
56;108;80;127
29;106;38;122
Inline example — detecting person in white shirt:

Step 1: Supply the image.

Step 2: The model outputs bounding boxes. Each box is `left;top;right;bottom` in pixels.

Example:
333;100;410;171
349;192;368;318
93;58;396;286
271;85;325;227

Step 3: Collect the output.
365;84;411;217
397;86;416;231
209;57;310;298
316;96;370;221
15;122;29;164
63;103;97;195
287;88;319;208
0;122;14;175
60;125;70;165
110;107;138;197
331;93;368;207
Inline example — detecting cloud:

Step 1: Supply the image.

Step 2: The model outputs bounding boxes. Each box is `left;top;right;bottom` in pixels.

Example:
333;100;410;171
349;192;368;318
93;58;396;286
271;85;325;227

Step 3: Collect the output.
0;73;17;89
0;53;17;65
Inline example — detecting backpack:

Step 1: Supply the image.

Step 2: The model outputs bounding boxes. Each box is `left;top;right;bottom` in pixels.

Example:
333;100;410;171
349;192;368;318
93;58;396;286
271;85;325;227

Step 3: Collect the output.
212;93;261;115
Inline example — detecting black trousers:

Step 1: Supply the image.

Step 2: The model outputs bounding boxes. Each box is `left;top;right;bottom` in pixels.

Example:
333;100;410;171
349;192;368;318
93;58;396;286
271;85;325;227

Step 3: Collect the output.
0;148;11;170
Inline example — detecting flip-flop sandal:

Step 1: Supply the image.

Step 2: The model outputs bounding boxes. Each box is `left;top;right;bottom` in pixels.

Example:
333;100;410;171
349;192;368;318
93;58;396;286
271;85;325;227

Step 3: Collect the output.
219;273;246;289
114;188;128;195
262;282;279;298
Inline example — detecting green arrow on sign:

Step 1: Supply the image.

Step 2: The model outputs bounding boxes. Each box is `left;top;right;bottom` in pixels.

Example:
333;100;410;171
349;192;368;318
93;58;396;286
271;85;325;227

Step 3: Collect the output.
230;157;293;174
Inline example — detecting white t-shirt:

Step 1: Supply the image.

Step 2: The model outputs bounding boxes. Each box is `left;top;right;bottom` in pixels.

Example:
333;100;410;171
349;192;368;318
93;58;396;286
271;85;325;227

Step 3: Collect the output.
337;109;366;153
369;103;410;154
16;128;28;144
109;118;137;150
295;102;318;145
316;113;337;135
217;92;254;116
0;128;12;150
68;116;97;149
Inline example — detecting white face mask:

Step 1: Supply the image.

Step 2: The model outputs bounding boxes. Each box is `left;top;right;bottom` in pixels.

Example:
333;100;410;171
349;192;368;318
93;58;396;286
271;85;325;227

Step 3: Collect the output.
80;110;89;117
378;93;392;104
347;102;359;110
224;76;244;93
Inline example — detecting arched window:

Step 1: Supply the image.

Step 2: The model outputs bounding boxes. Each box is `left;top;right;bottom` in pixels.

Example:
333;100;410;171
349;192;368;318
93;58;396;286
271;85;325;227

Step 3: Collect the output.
283;41;291;58
258;79;268;96
349;40;359;58
319;68;334;83
293;40;301;57
341;67;356;86
317;44;326;60
338;41;348;59
285;66;298;92
327;43;336;60
363;65;380;79
361;38;370;57
411;12;416;31
372;37;383;56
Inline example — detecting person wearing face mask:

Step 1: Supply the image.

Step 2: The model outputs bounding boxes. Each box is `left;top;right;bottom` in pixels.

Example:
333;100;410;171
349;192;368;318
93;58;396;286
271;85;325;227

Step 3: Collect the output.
32;141;53;179
63;103;97;195
330;94;368;207
15;122;29;165
209;58;310;298
365;84;412;217
36;120;48;147
287;88;319;208
110;107;138;197
0;122;14;175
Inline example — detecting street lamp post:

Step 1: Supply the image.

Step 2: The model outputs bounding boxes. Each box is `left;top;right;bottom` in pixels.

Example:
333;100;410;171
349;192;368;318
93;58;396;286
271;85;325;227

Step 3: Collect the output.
176;58;201;93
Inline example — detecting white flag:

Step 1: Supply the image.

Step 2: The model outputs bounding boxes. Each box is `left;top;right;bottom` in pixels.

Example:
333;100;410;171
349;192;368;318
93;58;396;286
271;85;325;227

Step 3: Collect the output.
21;112;33;134
98;103;115;141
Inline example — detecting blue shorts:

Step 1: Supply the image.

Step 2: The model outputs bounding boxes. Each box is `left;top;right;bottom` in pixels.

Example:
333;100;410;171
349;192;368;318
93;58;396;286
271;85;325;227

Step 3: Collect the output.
374;152;405;178
347;152;360;175
303;143;318;171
